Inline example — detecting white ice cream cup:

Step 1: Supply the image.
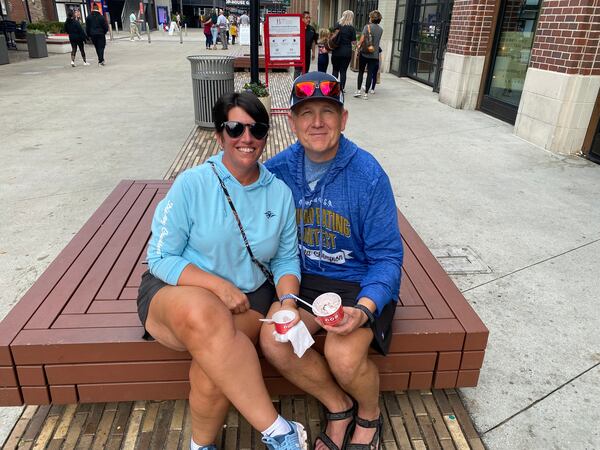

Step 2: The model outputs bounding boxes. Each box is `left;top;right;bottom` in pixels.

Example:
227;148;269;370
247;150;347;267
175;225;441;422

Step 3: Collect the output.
272;309;297;334
312;292;344;326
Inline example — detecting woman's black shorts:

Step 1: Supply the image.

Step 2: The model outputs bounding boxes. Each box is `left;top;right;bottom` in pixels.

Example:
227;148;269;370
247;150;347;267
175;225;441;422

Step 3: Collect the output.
298;273;396;356
137;271;275;340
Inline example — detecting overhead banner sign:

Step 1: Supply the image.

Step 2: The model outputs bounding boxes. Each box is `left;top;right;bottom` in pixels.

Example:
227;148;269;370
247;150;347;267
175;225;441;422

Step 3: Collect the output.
225;0;250;5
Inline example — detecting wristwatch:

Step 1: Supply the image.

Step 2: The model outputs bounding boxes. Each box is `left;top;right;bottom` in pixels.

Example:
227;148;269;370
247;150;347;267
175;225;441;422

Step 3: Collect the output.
354;304;375;328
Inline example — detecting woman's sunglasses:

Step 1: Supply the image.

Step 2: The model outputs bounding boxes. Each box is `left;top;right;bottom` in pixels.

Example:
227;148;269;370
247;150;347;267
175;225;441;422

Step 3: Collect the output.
221;121;269;140
294;80;341;99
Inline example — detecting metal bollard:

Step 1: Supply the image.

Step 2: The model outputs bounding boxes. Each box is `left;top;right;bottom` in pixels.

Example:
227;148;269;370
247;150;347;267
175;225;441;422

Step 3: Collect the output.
114;22;119;34
179;25;183;44
185;24;187;36
108;23;113;40
146;22;151;43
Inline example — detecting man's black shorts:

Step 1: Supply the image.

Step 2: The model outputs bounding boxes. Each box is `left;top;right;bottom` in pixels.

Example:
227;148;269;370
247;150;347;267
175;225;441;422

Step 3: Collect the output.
299;273;396;355
137;271;275;340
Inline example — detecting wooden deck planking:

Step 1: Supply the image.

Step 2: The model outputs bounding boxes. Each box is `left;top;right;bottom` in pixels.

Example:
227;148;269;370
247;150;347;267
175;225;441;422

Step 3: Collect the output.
3;390;485;449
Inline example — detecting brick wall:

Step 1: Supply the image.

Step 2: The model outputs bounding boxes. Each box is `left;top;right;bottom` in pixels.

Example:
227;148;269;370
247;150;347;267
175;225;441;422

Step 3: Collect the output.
446;0;495;56
530;0;600;75
29;0;45;22
6;0;56;22
7;0;28;22
41;0;56;21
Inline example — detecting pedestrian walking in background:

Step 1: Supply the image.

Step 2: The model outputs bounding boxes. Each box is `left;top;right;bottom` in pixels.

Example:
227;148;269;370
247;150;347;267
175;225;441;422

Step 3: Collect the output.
64;9;88;67
370;46;383;94
331;10;356;92
317;28;331;73
175;12;181;30
129;11;141;40
354;10;383;100
294;11;317;78
86;4;108;66
240;11;250;25
211;9;219;50
230;20;238;45
217;9;228;49
203;15;213;49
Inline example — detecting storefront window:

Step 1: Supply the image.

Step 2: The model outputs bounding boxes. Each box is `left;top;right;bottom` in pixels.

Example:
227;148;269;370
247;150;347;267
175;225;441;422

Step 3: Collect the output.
487;0;541;107
55;1;88;22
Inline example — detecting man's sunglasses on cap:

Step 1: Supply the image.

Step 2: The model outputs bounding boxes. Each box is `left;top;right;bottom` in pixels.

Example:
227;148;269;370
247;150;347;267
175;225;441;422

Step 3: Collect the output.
221;121;270;140
294;80;341;99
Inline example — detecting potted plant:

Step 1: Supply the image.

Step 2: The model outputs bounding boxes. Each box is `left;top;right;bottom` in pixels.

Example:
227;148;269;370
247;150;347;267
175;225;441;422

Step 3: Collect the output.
243;81;271;115
26;30;48;58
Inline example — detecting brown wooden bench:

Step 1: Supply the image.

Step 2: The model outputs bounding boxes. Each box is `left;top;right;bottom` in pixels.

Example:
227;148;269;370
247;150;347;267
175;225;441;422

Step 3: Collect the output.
0;180;488;406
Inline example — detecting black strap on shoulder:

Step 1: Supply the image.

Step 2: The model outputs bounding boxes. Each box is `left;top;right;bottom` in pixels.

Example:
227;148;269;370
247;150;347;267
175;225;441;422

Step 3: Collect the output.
208;161;274;285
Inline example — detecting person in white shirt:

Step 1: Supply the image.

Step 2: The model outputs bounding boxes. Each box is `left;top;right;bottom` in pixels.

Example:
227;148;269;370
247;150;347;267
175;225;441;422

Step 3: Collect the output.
217;9;228;49
129;11;141;40
240;12;250;25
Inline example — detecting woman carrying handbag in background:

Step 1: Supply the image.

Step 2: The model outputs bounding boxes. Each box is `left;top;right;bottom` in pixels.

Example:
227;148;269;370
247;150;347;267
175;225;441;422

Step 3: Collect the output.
354;10;383;100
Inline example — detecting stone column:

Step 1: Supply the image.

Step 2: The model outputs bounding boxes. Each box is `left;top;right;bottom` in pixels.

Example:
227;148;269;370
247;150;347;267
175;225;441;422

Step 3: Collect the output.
438;0;495;109
378;0;396;73
514;0;600;155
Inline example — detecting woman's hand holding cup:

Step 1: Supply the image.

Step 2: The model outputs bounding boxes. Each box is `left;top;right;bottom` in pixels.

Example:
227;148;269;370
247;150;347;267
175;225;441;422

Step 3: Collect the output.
279;296;301;328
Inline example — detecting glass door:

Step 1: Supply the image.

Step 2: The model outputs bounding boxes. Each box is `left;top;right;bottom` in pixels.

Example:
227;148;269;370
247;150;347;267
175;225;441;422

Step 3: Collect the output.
432;0;452;92
390;0;407;76
589;118;600;164
406;0;451;88
480;0;541;123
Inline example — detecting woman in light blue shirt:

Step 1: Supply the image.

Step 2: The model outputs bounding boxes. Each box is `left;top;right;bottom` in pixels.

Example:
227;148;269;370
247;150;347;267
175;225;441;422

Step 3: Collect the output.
137;92;306;450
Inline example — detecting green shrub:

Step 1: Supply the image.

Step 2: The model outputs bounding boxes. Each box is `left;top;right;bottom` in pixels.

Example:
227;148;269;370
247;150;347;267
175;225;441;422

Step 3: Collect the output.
243;82;269;98
27;21;65;35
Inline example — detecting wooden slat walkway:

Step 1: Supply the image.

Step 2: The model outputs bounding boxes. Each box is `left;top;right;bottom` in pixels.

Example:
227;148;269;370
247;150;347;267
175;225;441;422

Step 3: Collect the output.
4;389;485;449
2;72;486;449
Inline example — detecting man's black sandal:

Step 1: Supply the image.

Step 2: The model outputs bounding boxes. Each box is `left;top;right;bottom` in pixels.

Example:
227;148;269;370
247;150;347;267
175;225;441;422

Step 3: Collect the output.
314;404;356;450
345;413;383;450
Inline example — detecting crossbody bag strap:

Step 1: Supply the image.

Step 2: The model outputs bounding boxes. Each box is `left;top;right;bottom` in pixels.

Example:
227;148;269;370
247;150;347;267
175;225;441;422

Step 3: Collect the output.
208;161;275;285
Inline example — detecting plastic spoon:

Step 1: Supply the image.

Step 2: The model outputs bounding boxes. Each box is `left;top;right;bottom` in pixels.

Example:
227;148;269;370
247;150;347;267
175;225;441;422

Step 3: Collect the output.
287;294;315;311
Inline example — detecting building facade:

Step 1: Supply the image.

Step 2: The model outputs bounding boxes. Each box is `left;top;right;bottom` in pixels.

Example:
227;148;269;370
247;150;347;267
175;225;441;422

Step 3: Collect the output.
305;0;599;158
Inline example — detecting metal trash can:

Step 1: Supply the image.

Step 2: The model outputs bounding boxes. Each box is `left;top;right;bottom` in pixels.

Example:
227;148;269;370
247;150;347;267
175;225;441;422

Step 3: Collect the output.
0;35;9;65
187;55;235;128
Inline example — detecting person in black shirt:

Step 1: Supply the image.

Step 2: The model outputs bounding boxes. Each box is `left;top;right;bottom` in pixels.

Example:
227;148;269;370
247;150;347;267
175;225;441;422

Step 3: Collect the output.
85;4;109;65
294;11;318;78
64;9;88;67
331;10;356;92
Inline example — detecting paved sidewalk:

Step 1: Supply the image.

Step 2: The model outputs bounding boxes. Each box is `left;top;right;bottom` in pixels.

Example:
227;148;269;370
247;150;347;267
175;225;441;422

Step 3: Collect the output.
1;38;599;449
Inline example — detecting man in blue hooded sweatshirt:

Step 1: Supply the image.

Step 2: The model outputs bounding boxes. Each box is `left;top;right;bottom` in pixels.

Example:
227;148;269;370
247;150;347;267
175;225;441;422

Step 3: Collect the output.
260;71;403;450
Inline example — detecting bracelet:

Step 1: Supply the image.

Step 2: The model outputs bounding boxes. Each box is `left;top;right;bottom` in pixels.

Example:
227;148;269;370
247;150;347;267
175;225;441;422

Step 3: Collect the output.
279;294;297;304
354;304;375;328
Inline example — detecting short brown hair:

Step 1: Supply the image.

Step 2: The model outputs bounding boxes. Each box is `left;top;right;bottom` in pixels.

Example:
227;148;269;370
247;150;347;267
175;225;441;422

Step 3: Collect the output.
369;10;382;24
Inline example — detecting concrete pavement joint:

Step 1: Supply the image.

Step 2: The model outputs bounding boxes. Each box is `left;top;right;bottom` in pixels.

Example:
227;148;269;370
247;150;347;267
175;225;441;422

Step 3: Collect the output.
461;237;600;294
481;362;600;435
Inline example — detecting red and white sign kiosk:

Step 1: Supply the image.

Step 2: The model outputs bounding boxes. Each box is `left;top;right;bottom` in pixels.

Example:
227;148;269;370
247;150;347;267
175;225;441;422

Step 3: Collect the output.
264;13;305;91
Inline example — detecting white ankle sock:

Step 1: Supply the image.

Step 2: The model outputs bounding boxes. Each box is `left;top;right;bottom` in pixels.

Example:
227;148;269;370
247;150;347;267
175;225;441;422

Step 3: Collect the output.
262;415;292;437
190;437;213;450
